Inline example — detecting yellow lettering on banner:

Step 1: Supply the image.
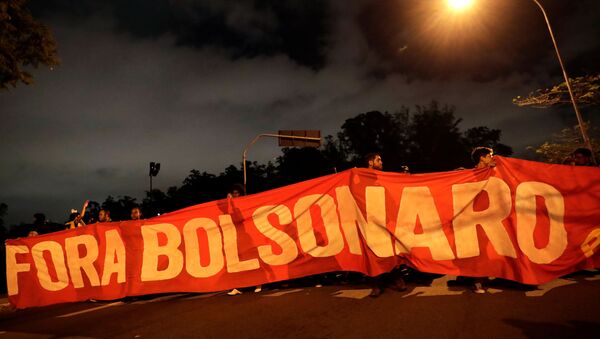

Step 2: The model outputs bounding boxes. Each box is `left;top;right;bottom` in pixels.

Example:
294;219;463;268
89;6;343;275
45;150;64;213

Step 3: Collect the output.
6;245;30;296
101;229;126;285
452;177;517;259
516;182;567;264
65;235;100;288
294;194;344;257
32;241;69;291
335;186;394;258
581;229;600;258
394;187;455;260
253;205;298;265
184;218;224;278
219;215;259;273
141;223;184;281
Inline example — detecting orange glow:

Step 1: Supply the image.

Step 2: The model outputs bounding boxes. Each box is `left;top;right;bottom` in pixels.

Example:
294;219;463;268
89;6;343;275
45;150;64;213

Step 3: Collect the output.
447;0;474;11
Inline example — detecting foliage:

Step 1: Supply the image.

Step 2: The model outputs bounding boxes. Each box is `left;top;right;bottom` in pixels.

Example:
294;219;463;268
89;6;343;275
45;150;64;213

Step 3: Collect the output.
6;100;514;224
0;202;7;231
101;196;139;222
336;101;512;173
527;122;600;164
0;0;59;89
513;74;600;108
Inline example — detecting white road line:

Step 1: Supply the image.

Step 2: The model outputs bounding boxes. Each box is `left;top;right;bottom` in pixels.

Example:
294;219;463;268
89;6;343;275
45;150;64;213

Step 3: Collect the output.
332;289;372;299
263;289;304;297
56;302;123;318
403;275;465;298
525;279;577;297
182;292;222;300
130;293;188;305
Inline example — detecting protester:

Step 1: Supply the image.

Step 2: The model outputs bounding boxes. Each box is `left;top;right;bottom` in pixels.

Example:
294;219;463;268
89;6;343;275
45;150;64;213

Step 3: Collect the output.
97;208;112;223
65;200;89;230
65;210;85;229
364;153;407;297
130;206;142;220
226;184;264;295
472;146;496;169
572;148;594;166
469;147;496;293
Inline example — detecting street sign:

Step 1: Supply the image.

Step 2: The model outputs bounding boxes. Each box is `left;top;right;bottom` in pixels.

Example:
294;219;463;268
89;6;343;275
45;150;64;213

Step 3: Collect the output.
278;130;321;147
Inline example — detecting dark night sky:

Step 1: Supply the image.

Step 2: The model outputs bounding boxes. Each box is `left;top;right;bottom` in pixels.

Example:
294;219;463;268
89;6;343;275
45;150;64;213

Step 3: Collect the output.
1;0;599;225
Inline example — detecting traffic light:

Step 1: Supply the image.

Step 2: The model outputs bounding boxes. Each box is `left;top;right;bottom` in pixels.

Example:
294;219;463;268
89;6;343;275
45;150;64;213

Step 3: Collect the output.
149;162;161;177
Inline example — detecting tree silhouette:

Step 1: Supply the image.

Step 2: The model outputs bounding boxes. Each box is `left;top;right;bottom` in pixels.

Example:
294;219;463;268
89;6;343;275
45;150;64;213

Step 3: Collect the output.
4;100;514;228
0;0;59;89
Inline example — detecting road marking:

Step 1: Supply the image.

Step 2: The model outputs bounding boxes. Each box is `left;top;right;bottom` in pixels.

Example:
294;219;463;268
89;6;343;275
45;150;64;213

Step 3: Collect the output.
0;332;53;338
130;293;188;305
403;275;465;298
525;279;577;297
332;289;372;299
263;289;303;297
56;302;123;318
182;292;222;300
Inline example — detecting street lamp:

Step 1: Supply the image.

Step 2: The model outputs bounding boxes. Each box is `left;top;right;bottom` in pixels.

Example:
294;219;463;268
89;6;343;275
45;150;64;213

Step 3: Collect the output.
149;162;160;193
445;0;594;161
447;0;474;12
529;0;594;162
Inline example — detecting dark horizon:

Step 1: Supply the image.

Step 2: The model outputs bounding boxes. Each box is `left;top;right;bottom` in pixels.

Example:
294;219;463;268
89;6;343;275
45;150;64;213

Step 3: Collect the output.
1;0;599;226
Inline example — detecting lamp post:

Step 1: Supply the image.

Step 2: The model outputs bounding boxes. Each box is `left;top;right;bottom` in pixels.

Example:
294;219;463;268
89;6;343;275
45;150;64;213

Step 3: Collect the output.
530;0;594;162
149;162;160;193
446;0;594;162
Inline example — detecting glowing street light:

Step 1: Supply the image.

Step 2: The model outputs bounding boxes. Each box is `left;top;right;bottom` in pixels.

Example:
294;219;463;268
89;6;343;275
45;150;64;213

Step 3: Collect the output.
447;0;474;11
445;0;594;161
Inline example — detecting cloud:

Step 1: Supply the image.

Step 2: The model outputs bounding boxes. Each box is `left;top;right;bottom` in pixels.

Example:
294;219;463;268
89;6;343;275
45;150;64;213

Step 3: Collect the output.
1;0;598;225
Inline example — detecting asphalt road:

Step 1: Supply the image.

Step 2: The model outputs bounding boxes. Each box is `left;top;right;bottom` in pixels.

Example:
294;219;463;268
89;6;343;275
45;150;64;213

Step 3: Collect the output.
1;270;599;339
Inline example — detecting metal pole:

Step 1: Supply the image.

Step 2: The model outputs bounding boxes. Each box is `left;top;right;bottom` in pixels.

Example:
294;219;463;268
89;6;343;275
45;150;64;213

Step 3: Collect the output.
531;0;595;163
242;133;322;193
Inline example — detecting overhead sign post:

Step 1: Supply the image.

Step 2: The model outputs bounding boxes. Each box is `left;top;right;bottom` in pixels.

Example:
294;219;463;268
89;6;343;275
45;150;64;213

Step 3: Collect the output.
278;130;321;147
243;131;321;193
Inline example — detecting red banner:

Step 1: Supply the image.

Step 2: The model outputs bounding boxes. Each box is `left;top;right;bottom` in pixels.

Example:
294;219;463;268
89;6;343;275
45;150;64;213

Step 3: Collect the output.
5;156;600;308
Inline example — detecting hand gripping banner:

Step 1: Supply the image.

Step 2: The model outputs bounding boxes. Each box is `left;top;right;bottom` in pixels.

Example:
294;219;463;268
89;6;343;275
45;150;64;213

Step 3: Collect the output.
5;156;600;308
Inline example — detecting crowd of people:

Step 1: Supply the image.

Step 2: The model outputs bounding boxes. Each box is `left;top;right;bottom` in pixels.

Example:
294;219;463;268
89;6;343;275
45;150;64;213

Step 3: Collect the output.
7;146;597;296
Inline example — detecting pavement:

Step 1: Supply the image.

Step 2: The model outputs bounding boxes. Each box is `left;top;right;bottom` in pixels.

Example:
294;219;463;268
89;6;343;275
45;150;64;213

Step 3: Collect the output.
0;270;599;338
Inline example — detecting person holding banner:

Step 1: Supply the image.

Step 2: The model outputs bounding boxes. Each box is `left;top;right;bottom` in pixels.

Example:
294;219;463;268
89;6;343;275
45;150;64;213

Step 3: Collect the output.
364;153;408;297
225;184;264;295
97;208;112;223
65;200;89;230
470;147;496;293
130;206;142;220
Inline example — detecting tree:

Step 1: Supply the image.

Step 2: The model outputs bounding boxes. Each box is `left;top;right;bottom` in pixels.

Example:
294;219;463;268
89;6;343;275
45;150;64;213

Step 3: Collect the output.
407;102;466;172
320;135;352;173
462;126;513;158
0;0;59;89
338;109;410;170
513;74;600;108
276;147;333;186
0;202;7;234
101;196;138;222
335;101;513;173
528;122;600;164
